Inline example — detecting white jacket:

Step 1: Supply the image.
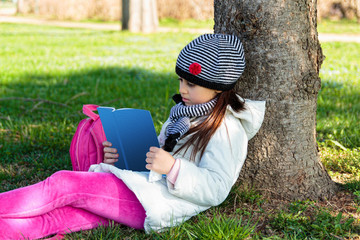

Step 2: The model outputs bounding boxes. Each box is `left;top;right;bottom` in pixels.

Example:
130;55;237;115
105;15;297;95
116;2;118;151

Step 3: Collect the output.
89;99;266;233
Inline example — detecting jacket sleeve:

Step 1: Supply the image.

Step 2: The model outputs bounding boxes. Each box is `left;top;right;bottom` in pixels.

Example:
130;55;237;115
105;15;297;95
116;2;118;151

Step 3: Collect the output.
166;118;248;207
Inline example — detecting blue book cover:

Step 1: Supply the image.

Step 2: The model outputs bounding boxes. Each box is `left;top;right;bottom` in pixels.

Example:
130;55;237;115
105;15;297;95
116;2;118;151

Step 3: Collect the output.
97;107;160;171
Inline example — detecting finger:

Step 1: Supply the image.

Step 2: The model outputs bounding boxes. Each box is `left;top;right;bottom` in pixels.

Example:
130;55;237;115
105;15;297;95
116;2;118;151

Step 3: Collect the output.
102;141;112;147
104;158;117;163
145;163;152;170
149;146;159;152
104;147;117;154
145;158;152;164
104;158;117;165
105;153;119;159
146;151;154;158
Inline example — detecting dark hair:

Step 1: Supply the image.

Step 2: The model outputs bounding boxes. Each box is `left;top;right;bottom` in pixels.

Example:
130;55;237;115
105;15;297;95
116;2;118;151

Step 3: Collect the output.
174;89;245;161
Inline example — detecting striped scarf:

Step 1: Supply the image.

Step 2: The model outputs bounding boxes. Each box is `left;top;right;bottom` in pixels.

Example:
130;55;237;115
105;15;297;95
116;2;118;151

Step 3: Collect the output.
164;94;218;152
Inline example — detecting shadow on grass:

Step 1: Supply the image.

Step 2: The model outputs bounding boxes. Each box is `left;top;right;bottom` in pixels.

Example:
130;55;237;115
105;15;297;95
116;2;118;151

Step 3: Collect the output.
2;66;177;115
0;66;178;191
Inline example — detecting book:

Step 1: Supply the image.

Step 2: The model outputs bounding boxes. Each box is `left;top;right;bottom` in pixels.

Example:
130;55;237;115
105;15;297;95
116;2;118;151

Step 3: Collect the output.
97;106;160;172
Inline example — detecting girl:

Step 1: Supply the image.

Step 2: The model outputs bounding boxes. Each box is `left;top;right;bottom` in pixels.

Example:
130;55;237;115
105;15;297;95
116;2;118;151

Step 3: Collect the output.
0;34;265;239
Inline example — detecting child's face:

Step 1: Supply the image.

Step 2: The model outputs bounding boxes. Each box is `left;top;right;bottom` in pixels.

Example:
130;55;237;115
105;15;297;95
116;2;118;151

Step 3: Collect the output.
178;77;220;106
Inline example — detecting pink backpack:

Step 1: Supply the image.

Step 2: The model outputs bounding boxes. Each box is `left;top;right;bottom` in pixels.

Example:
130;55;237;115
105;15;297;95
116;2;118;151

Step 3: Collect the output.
69;104;106;171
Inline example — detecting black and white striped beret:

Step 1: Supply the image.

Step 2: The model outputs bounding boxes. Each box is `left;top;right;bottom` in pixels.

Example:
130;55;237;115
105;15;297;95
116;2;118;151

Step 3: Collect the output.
176;34;245;91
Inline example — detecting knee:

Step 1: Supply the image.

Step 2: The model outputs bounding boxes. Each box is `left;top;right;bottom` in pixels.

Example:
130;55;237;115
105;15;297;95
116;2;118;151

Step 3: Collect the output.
50;170;73;180
47;170;77;189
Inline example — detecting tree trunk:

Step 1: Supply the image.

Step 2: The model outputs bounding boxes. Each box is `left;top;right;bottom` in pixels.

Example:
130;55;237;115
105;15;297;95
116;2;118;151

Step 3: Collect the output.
356;0;360;22
122;0;158;33
16;0;24;14
214;0;339;200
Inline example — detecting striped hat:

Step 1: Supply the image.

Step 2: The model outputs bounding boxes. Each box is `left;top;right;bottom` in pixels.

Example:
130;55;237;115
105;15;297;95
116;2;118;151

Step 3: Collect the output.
176;34;245;91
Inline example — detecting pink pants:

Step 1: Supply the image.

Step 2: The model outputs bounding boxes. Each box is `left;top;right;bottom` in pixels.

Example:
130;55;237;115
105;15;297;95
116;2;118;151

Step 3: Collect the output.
0;170;146;239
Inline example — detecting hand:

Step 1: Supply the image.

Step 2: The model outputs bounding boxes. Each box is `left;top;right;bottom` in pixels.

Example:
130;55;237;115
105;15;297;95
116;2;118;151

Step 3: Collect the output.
103;141;119;165
145;147;175;174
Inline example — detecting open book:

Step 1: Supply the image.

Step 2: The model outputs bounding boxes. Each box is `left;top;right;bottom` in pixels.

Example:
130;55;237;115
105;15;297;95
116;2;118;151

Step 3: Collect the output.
97;106;160;172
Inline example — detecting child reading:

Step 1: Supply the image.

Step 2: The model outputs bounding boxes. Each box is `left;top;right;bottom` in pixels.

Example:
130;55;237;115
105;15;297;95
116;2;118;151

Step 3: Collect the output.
0;33;265;239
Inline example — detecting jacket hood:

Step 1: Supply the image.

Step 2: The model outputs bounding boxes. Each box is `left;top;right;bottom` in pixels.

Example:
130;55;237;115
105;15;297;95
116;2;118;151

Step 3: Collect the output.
227;98;266;140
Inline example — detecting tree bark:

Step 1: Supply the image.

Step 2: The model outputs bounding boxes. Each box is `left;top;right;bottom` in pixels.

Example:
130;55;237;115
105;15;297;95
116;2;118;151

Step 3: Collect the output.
16;0;25;14
122;0;158;33
214;0;339;200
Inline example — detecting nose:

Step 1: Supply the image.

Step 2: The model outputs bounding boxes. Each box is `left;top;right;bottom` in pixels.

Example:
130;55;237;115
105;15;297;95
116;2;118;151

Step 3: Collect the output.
179;80;187;94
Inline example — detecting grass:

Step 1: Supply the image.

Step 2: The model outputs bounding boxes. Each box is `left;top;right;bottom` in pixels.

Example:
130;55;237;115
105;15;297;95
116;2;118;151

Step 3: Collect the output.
79;18;214;29
268;202;357;239
0;23;194;191
317;19;360;34
0;21;360;239
317;42;360;192
159;18;214;29
317;42;360;148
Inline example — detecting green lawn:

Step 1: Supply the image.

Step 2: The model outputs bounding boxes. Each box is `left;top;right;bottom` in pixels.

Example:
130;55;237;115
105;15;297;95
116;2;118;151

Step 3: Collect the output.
159;18;214;29
0;23;360;239
317;19;360;34
318;41;360;148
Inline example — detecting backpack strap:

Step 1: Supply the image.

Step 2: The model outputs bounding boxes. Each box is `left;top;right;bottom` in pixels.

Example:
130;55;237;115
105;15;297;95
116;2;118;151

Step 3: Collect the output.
83;104;100;120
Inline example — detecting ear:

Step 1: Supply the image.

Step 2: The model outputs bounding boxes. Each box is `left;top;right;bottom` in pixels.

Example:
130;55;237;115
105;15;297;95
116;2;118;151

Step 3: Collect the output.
215;90;222;94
